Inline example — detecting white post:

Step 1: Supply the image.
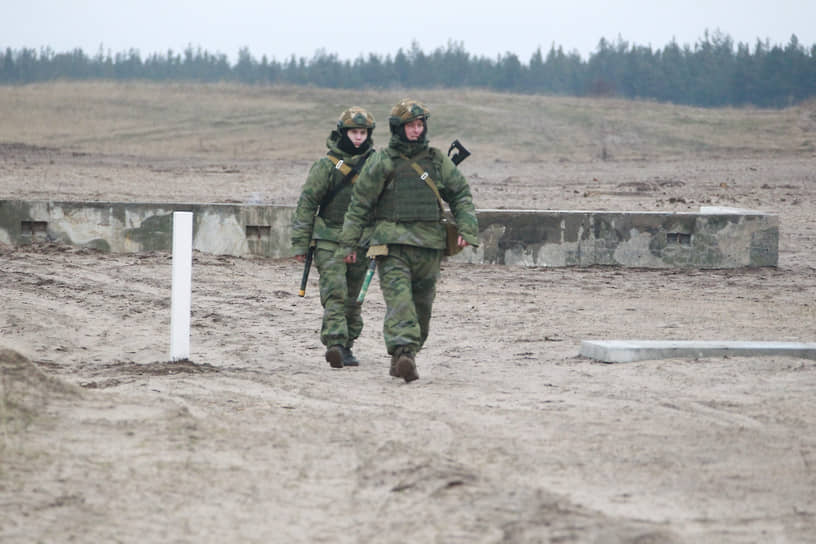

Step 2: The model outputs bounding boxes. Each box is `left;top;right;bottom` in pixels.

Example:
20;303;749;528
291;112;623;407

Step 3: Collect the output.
170;211;193;361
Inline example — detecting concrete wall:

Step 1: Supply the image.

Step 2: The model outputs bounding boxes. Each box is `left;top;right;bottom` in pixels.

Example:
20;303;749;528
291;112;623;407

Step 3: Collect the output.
0;200;778;268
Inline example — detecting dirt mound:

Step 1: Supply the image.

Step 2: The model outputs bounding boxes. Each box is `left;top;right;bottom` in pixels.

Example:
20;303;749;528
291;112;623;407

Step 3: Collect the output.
0;347;80;432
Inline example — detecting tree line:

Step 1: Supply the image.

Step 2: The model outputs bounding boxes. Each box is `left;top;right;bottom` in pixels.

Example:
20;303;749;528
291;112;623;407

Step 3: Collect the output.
2;31;814;108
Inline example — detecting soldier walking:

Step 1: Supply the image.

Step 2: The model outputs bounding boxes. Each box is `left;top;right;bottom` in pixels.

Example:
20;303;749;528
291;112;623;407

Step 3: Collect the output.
291;107;376;368
338;99;478;382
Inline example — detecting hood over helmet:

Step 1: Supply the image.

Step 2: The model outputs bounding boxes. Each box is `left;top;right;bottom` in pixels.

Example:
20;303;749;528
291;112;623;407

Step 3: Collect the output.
335;106;376;155
388;98;430;143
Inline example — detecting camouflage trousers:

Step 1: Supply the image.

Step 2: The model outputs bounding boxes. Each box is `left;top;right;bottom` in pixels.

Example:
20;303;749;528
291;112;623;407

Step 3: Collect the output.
315;247;367;348
376;244;443;355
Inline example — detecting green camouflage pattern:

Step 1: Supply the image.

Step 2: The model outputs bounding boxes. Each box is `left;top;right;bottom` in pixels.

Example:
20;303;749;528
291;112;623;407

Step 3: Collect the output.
376;245;442;354
336;133;478;254
388;98;430;126
373;148;441;222
292;123;375;350
336;125;479;359
290;130;374;256
314;246;368;347
337;106;376;130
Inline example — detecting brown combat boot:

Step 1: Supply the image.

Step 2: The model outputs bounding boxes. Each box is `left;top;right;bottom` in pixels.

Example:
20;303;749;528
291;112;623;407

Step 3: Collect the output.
389;352;400;377
391;346;419;383
325;345;344;369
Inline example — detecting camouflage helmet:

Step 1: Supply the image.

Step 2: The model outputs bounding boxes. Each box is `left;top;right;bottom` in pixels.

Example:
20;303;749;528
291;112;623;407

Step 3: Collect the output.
388;98;430;131
337;106;376;131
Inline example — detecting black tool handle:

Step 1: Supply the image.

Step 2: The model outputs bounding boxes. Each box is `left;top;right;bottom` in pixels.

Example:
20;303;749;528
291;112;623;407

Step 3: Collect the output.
298;245;315;297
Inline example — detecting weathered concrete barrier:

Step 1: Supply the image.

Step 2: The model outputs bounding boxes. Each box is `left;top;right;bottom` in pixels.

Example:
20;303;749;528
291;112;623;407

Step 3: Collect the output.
0;200;778;268
0;200;291;257
451;206;778;268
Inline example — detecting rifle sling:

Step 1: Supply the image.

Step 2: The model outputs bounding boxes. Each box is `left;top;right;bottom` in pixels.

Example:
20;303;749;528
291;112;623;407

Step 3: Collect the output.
318;153;370;216
406;158;448;216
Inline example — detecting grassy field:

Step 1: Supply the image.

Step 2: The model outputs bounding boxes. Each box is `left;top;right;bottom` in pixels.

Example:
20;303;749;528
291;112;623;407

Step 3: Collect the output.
1;81;814;162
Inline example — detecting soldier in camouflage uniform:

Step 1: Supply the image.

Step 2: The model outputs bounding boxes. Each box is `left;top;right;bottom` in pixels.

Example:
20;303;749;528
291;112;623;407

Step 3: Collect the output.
291;107;376;369
337;98;478;382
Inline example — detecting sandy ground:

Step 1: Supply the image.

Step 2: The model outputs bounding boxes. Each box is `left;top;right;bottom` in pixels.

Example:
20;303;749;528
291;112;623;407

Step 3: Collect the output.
2;142;816;543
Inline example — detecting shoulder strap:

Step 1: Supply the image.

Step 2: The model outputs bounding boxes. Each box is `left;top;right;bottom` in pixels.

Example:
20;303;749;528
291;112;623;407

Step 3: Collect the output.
328;151;373;184
319;152;371;213
327;154;355;178
403;154;446;210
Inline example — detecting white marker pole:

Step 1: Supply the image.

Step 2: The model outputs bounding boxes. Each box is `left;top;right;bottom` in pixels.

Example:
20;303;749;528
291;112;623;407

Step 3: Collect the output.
170;211;193;361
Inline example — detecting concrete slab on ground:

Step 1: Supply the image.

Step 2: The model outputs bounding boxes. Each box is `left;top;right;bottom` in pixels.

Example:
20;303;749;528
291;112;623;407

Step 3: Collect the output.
579;340;816;363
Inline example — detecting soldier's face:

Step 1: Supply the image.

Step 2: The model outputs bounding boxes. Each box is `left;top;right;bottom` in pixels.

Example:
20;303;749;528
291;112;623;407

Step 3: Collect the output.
404;118;425;141
347;128;368;148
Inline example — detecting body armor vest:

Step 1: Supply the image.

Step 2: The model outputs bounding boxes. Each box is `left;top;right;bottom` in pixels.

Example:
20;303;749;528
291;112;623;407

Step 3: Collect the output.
318;160;354;226
374;150;441;222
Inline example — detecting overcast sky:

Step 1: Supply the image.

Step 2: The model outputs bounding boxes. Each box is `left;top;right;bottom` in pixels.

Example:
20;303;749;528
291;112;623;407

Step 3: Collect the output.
3;0;814;63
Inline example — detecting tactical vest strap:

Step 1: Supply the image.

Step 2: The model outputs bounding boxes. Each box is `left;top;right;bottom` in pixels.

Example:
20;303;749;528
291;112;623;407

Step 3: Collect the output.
405;156;459;242
318;156;354;222
374;152;440;222
319;153;371;221
407;160;446;212
411;156;462;257
327;155;355;178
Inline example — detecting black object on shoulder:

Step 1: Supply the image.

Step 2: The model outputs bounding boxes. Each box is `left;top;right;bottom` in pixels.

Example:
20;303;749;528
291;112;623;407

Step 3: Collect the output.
447;139;471;166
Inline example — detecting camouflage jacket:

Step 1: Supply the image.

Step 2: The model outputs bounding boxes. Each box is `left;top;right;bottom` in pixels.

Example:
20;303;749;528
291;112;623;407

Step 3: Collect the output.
290;130;374;255
337;134;478;255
